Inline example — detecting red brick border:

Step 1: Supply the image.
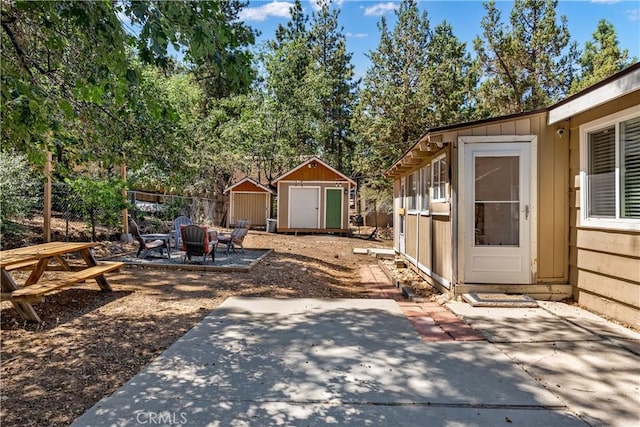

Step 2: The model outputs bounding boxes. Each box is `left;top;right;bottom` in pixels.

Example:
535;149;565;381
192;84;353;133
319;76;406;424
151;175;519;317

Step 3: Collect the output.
359;265;484;342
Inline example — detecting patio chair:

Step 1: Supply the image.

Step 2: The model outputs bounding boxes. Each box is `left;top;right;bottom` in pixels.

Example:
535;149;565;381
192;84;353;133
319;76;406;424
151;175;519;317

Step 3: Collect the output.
180;224;216;263
173;215;192;249
218;226;248;254
234;219;250;229
129;217;168;258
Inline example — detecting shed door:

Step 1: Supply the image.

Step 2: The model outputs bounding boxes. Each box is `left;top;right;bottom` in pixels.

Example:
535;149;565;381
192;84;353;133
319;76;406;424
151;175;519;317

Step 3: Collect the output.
233;193;267;227
289;187;320;228
325;188;343;228
463;143;531;283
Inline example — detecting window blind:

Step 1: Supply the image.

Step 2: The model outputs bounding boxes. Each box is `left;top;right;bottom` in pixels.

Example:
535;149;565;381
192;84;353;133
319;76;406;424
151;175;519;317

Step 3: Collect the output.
622;117;640;219
407;172;417;210
588;126;615;217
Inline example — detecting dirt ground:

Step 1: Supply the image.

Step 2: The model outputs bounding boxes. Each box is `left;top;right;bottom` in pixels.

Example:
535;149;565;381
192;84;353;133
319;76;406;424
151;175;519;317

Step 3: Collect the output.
0;228;429;427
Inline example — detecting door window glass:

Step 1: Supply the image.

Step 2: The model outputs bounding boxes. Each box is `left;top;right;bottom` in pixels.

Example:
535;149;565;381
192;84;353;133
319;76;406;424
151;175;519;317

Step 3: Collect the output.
474;156;519;246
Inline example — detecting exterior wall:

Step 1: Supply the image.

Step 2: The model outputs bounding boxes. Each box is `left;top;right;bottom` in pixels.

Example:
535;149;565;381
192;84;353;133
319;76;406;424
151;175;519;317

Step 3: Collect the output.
567;92;640;327
537;119;570;281
282;163;347;181
455;113;568;282
392;112;570;297
393;180;400;252
393;145;453;290
276;181;350;231
405;214;418;261
417;215;431;274
230;192;269;227
432;216;452;287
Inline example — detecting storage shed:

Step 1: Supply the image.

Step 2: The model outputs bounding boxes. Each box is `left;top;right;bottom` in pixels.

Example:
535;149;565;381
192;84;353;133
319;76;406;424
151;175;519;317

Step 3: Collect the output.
224;177;275;228
273;156;355;234
386;64;639;327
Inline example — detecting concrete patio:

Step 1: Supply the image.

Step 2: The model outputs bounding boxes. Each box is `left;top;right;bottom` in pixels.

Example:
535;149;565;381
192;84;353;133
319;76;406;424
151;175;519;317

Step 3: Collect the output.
73;298;587;426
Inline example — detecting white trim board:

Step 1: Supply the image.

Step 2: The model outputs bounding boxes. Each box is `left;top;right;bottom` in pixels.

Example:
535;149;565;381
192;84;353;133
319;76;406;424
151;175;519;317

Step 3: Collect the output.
548;67;640;124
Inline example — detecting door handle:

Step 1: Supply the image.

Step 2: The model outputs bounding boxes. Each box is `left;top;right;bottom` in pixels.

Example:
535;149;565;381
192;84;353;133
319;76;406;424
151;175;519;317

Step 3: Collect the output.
524;205;530;220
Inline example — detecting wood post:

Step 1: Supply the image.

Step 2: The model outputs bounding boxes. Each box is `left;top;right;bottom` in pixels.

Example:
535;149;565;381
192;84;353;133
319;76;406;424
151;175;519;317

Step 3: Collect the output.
44;151;52;243
121;162;129;235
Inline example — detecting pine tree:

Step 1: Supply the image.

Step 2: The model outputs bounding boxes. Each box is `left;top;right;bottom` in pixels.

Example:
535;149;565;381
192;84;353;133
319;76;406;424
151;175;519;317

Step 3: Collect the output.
570;19;634;93
307;0;358;172
353;0;431;178
261;0;316;161
421;21;478;126
351;0;431;217
474;0;577;115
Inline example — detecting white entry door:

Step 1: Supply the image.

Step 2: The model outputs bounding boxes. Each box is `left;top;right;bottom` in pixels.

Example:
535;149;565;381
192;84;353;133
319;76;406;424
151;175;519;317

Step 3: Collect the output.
289;187;320;228
462;142;532;284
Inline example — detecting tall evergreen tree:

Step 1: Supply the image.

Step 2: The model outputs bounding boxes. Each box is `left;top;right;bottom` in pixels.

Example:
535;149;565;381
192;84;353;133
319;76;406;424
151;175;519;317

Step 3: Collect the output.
351;0;431;219
307;0;357;172
353;0;430;179
421;21;478;126
262;0;316;161
570;19;634;93
473;0;577;115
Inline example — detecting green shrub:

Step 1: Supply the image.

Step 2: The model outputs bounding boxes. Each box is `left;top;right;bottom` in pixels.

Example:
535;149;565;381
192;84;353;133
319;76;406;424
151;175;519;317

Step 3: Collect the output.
66;175;128;241
0;151;40;232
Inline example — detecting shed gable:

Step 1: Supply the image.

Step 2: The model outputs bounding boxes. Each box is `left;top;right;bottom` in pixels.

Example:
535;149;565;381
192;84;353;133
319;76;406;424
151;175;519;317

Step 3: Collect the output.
274;156;355;184
285;163;346;182
233;180;268;193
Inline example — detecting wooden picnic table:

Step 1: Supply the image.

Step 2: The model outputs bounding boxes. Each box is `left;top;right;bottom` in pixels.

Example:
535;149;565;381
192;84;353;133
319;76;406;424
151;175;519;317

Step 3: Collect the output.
0;242;123;322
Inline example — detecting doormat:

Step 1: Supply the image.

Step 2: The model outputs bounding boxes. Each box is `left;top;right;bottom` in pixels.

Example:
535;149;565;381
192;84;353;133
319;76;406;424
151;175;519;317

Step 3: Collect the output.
462;293;539;308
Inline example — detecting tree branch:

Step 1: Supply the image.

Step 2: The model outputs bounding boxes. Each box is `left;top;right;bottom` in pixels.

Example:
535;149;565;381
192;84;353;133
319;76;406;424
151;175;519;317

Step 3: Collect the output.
1;20;33;77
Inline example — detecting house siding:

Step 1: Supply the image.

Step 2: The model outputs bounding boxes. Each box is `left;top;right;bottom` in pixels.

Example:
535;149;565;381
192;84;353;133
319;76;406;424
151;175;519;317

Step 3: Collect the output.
232;181;267;192
567;92;640;327
391;112;569;296
406;214;418;261
432;216;453;287
417;214;431;273
274;158;353;233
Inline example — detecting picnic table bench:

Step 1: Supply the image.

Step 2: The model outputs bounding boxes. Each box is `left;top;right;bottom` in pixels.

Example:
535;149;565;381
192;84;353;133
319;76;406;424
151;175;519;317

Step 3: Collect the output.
0;242;123;322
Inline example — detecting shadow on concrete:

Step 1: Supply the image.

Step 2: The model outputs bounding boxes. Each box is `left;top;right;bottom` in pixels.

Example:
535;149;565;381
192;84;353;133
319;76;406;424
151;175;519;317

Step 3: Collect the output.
72;298;585;426
447;301;640;427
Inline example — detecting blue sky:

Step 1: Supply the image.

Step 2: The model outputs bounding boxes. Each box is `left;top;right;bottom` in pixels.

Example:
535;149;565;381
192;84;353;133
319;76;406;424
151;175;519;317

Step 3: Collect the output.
239;0;640;80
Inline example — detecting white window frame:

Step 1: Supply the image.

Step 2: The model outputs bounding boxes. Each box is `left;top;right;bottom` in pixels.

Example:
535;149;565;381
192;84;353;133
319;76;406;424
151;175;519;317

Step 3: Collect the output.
580;105;640;231
431;154;447;202
398;177;405;235
420;163;431;215
407;170;418;213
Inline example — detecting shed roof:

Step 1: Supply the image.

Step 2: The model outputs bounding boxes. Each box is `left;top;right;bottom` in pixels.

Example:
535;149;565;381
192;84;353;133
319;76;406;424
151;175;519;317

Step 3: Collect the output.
224;177;275;194
272;156;356;185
